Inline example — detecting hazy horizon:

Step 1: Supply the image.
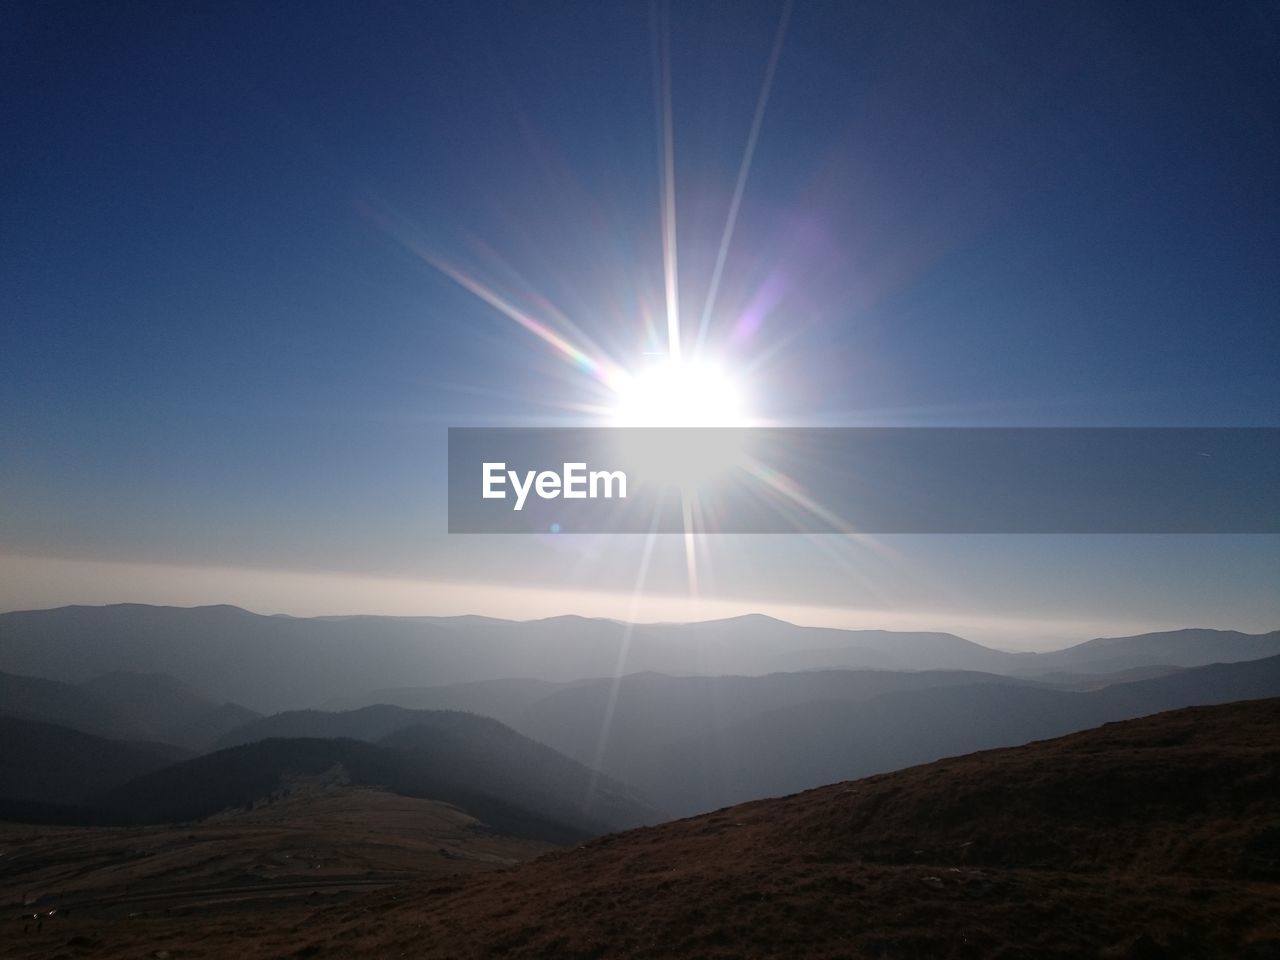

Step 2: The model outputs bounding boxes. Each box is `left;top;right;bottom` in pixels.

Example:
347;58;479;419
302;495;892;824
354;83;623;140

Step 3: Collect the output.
3;550;1277;652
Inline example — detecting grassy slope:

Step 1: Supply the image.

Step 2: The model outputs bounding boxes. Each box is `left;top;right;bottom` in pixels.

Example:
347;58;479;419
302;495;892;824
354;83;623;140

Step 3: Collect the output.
289;698;1280;959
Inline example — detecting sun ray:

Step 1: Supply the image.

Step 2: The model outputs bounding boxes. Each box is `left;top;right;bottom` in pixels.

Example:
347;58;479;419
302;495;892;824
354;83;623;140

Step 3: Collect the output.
696;0;793;353
582;510;661;814
740;455;860;535
358;198;630;394
653;1;681;359
682;491;699;595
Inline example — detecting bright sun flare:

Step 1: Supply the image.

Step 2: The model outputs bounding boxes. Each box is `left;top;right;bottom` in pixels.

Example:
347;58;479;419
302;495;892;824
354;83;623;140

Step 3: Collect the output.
611;357;748;427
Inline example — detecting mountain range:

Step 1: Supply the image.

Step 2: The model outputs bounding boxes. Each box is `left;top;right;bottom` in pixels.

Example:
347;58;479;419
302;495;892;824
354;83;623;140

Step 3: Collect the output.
2;603;1279;824
3;603;1280;958
0;668;259;750
1;604;1276;712
0;716;186;821
204;655;1280;816
0;706;658;843
103;709;657;842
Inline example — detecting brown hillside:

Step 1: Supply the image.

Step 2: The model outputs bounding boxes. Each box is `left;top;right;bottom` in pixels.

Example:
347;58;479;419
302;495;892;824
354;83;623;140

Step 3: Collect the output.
289;699;1280;959
5;699;1278;959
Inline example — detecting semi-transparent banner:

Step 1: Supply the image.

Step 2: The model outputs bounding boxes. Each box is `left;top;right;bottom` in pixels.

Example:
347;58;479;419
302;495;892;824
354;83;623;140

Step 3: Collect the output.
447;427;1280;534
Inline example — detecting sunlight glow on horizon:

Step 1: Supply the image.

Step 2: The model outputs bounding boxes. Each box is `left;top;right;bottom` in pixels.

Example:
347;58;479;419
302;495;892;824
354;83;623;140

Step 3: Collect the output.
0;551;1229;652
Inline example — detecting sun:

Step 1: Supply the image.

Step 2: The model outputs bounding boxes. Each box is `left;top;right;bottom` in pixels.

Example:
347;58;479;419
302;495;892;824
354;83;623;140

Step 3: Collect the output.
610;357;748;428
607;356;750;493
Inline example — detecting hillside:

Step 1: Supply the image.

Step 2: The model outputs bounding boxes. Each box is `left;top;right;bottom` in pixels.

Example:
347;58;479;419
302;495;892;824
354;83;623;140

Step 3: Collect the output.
510;669;1037;809
214;703;440;750
767;630;1024;673
0;717;186;811
1028;627;1280;675
99;711;660;843
237;698;1280;959
224;669;1035;747
0;786;554;948
80;671;260;750
16;699;1275;958
498;656;1280;814
320;676;581;723
207;657;1280;818
0;669;259;751
0;671;135;740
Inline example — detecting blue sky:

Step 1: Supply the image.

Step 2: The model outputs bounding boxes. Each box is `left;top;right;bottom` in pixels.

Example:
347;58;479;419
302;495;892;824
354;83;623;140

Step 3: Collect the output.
2;1;1277;645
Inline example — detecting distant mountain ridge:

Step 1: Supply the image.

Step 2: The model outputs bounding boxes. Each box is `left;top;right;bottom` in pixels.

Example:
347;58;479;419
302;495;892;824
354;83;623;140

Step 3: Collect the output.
0;715;187;811
0;670;136;740
214;703;463;750
1026;627;1280;674
1;604;1275;712
0;668;259;750
499;655;1280;814
100;721;654;844
243;670;1040;750
206;656;1280;817
0;709;660;844
4;605;1279;860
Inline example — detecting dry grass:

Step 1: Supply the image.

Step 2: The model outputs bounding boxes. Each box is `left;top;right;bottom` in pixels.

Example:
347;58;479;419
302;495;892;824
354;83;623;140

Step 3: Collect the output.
4;700;1279;959
0;787;551;959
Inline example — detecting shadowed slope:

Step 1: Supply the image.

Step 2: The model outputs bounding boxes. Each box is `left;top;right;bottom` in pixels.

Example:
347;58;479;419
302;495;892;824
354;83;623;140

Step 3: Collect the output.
509;655;1280;814
283;699;1280;959
1029;627;1280;675
100;711;660;843
80;671;260;750
0;672;134;740
0;669;260;750
213;703;434;750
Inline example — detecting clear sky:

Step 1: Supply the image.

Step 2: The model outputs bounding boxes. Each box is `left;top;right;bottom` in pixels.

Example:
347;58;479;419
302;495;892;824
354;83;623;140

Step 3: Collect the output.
2;1;1277;647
